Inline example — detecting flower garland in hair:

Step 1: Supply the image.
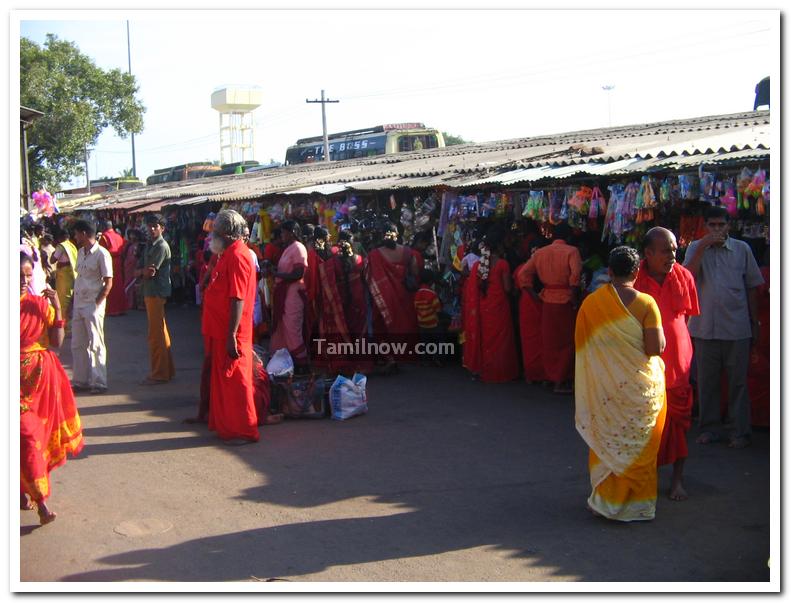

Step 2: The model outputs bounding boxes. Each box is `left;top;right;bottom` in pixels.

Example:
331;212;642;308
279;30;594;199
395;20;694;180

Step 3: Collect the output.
383;230;398;243
478;243;491;295
314;238;327;252
339;240;354;258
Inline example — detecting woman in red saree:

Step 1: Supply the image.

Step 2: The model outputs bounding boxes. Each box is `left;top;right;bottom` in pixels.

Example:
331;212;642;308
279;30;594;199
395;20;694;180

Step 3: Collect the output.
20;253;84;525
269;221;311;370
98;221;127;316
364;223;419;371
123;229;142;311
318;231;372;373
461;228;519;383
514;240;546;383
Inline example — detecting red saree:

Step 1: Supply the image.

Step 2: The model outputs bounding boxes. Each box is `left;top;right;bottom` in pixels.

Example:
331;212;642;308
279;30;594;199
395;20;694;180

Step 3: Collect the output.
20;294;84;502
305;247;322;334
317;254;371;372
635;262;699;465
462;260;519;383
365;247;418;337
99;229;126;316
123;242;140;310
514;263;545;382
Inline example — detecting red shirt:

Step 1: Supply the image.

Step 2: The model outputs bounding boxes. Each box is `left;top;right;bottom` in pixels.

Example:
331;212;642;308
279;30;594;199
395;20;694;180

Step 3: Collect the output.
201;240;256;341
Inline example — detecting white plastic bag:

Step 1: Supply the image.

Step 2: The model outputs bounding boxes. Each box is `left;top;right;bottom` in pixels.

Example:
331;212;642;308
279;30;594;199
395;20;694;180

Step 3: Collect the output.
330;373;368;421
266;348;294;378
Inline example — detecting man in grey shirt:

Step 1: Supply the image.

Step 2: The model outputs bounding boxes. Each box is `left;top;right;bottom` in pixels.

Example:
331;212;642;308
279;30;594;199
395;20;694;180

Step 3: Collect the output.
683;205;764;449
138;213;175;384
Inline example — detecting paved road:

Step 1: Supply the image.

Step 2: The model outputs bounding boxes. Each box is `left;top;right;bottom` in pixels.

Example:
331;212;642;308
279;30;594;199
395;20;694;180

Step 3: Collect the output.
19;305;770;583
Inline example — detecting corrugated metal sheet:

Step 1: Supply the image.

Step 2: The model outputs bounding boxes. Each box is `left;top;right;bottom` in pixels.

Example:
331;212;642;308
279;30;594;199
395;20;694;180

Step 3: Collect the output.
64;110;770;211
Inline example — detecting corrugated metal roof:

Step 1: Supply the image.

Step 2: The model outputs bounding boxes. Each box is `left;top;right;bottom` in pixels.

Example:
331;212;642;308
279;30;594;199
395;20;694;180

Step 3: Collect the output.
65;110;770;211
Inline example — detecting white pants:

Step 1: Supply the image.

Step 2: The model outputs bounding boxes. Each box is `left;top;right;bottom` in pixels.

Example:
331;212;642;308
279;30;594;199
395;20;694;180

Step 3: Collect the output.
71;302;107;389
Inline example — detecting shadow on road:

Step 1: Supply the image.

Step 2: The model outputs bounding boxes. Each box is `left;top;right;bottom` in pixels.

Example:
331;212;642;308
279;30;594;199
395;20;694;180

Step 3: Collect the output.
49;306;770;582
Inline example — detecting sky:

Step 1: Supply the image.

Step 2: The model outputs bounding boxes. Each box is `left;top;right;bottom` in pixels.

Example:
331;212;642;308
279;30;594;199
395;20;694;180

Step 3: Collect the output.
17;9;777;189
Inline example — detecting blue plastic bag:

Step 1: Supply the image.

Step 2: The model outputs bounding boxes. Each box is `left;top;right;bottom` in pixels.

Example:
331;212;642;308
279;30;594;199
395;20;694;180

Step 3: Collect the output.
330;373;368;421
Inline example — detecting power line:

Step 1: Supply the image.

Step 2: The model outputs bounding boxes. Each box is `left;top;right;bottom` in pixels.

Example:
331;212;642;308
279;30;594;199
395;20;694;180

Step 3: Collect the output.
341;24;770;101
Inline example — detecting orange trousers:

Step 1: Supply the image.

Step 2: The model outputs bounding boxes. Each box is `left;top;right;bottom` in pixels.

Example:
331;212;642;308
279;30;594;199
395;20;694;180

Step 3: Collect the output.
144;296;175;381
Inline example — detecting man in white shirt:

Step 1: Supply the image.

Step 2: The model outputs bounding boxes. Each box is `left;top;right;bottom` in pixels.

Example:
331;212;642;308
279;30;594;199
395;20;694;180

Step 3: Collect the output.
71;220;113;394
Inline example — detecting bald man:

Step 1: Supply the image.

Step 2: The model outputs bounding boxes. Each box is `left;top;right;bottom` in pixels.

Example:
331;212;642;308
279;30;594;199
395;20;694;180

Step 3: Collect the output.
634;227;699;500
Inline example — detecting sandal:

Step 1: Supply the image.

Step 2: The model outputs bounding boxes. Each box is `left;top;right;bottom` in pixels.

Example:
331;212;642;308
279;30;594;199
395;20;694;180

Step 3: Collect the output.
696;431;721;445
728;436;751;449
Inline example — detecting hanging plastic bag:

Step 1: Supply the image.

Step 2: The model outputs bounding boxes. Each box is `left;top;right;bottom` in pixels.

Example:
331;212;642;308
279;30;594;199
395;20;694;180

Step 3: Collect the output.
266;348;294;378
330;373;368;421
588;186;607;219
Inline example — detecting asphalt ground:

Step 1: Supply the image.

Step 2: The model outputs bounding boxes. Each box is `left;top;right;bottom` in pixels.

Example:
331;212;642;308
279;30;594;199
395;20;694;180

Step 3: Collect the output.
18;304;770;584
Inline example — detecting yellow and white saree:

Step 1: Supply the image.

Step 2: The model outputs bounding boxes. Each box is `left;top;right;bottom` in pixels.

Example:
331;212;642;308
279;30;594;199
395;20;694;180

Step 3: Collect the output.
575;284;666;522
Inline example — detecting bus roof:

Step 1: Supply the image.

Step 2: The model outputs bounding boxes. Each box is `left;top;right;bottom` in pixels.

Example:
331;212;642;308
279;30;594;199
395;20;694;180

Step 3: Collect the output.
295;123;427;145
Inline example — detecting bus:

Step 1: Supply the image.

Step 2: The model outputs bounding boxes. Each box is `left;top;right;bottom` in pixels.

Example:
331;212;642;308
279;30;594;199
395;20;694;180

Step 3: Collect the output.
284;123;445;165
146;162;222;186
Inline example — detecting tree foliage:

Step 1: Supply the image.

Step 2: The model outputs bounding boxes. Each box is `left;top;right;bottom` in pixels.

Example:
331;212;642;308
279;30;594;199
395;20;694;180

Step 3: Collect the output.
20;34;146;191
442;132;471;146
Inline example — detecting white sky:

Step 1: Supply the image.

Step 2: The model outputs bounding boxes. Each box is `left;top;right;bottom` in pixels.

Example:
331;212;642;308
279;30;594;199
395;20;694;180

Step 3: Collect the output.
17;9;776;188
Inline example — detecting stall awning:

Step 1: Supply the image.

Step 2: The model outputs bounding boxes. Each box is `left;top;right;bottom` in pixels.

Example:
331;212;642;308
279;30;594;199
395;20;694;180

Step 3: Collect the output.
128;200;167;213
162;196;210;207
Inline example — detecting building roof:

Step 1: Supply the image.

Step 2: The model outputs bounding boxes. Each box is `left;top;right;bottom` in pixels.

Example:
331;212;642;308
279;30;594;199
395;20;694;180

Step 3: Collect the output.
61;109;770;213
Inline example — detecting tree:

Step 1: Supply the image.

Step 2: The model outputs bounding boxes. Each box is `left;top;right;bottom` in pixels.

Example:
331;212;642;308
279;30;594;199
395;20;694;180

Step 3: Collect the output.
118;167;135;179
20;34;146;191
442;132;472;146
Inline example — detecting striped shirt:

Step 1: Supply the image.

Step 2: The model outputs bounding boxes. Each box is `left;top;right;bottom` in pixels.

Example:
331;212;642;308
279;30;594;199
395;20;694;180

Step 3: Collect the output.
414;287;441;329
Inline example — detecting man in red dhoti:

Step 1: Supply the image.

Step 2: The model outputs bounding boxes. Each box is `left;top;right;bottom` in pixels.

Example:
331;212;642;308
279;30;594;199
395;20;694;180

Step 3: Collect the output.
201;210;259;444
98;221;127;316
635;227;699;501
518;223;582;394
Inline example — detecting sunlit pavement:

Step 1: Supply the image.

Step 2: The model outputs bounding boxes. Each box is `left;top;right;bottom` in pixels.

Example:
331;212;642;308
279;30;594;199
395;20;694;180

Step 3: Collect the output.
18;305;770;583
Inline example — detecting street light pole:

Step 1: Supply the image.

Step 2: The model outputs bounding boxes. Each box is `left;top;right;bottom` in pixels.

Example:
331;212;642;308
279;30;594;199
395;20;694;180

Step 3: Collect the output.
127;20;137;178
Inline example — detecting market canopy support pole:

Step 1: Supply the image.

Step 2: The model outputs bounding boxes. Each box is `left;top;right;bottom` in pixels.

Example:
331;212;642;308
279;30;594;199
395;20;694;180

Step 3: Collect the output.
306;90;339;163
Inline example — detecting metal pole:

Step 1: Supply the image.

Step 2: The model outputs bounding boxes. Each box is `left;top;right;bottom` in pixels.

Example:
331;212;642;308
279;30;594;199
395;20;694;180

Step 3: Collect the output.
321;90;330;163
85;146;91;193
127;21;137;178
22;125;32;212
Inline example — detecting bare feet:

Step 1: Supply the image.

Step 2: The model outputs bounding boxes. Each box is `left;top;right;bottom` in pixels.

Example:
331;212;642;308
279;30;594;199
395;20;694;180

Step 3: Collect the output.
587;503;603;517
553;382;573;395
37;502;57;525
20;493;34;511
668;481;689;501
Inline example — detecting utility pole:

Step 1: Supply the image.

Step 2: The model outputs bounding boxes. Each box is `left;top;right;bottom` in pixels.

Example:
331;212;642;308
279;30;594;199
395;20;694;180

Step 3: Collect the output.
84;146;91;193
602;84;615;127
306;90;339;162
127;20;137;178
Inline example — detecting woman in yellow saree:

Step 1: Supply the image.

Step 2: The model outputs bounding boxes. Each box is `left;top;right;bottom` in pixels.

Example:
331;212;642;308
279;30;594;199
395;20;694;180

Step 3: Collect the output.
51;227;78;328
575;246;666;522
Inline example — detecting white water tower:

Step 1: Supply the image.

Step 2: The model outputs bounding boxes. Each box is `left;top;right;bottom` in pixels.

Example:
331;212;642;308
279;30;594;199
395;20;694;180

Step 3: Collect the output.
211;86;263;165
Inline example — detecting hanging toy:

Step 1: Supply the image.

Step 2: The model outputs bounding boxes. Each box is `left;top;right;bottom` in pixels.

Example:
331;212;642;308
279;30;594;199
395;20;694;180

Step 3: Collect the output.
32;188;57;217
720;185;738;217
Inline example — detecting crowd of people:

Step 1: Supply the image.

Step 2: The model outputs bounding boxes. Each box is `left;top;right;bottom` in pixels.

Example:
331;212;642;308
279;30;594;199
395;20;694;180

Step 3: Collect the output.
19;203;768;525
